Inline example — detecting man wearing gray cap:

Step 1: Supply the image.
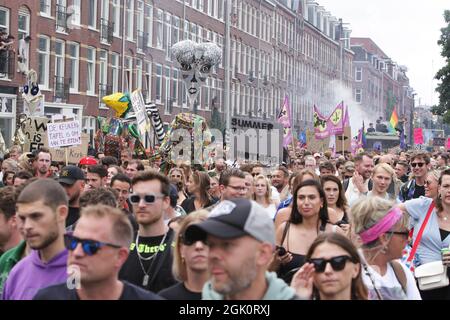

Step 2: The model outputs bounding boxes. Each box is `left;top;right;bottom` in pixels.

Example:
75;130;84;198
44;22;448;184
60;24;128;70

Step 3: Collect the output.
184;198;298;300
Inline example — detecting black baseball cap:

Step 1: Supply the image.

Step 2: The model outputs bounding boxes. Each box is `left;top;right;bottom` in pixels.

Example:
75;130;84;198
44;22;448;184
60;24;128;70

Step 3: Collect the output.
59;166;85;185
184;198;275;245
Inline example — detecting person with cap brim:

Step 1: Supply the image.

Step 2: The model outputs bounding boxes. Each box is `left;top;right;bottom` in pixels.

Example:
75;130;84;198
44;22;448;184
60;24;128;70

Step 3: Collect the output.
184;198;299;300
58;166;85;231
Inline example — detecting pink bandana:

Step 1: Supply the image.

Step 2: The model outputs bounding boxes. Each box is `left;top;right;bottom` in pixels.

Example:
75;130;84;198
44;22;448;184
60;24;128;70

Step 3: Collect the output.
359;207;403;244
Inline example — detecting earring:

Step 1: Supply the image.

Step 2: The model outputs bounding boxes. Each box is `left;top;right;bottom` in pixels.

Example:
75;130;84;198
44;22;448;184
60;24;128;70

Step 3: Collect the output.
181;257;186;264
381;245;388;254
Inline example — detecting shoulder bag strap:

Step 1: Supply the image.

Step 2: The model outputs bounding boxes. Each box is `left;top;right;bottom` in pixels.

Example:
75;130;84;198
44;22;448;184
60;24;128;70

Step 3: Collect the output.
280;220;291;249
390;261;407;295
407;201;435;263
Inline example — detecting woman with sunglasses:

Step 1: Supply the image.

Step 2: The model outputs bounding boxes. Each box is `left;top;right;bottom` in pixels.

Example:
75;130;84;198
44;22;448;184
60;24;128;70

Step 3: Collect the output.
271;180;340;285
291;232;368;300
253;175;279;219
169;168;188;205
399;169;450;299
181;171;216;214
352;197;421;300
158;211;209;300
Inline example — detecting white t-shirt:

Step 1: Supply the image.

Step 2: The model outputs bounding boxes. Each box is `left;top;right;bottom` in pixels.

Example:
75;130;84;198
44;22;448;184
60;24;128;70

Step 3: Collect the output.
262;203;277;220
361;259;421;300
271;186;280;203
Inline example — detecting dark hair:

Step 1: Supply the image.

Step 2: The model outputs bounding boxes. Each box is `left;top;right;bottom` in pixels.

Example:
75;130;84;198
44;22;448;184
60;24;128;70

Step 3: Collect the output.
12;170;33;184
277;166;290;178
87;164;108;178
0;186;16;219
219;168;245;187
132;171;170;197
111;173;131;187
128;159;145;171
79;187;117;209
353;152;372;164
35;147;52;161
291;168;319;195
306;233;368;300
319;161;336;174
101;156;119;167
321;175;348;210
290;180;329;229
2;170;15;185
17;179;68;211
396;160;409;169
191;171;212;205
436;168;450;211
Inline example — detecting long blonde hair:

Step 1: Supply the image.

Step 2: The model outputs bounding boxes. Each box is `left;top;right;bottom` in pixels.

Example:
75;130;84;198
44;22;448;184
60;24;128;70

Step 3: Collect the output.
253;174;272;204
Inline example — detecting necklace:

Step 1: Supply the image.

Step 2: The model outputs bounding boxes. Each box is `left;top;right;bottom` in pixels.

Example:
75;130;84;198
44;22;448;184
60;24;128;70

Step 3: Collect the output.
135;231;168;286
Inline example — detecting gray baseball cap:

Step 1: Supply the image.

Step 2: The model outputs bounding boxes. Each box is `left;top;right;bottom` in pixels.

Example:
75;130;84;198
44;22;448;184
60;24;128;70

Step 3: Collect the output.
184;198;275;245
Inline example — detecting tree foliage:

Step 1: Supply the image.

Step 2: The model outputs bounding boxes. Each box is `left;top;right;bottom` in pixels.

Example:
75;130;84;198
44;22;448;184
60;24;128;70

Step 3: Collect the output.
431;10;450;123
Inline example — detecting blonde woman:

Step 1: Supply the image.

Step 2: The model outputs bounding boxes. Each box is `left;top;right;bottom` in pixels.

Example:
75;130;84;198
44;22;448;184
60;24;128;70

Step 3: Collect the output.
367;163;397;201
158;211;209;300
352;196;421;300
169;167;188;205
253;175;279;219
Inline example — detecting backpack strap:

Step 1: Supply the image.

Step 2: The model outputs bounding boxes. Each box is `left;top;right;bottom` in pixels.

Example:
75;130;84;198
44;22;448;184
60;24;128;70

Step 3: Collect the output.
390;261;407;295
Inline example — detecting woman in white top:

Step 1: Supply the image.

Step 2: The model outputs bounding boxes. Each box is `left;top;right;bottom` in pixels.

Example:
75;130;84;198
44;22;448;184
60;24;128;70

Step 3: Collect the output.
253;174;279;219
352;196;421;300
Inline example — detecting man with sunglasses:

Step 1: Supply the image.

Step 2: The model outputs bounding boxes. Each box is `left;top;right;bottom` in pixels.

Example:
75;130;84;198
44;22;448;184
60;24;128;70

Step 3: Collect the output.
184;198;298;300
33;205;162;300
119;171;177;293
2;179;69;300
399;152;430;202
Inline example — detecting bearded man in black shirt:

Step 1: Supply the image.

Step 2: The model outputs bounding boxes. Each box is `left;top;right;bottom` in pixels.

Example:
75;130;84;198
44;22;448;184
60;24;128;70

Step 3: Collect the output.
119;171;177;293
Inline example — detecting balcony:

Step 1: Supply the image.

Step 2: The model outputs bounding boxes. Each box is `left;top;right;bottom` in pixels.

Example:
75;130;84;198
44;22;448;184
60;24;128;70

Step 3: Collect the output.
100;19;114;44
56;4;68;32
137;30;149;52
54;76;70;102
0;50;15;79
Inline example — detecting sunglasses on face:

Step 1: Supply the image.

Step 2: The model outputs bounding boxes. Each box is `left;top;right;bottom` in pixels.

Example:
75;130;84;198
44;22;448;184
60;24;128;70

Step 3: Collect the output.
388;231;409;238
129;193;163;204
179;234;208;246
64;234;121;256
411;162;425;168
309;255;355;273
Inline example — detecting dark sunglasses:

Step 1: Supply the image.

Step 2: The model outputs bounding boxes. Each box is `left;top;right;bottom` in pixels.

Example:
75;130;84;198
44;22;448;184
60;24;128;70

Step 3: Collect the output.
179;234;208;246
411;162;425;168
129;193;163;204
64;234;121;256
309;255;355;273
388;231;410;238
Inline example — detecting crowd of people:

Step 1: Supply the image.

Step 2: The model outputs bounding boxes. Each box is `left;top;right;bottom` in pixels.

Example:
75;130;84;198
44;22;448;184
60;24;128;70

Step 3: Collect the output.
0;145;450;300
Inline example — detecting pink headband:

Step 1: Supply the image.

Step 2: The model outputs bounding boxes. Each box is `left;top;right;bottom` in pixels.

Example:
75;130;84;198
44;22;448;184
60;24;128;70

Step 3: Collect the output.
359;207;403;244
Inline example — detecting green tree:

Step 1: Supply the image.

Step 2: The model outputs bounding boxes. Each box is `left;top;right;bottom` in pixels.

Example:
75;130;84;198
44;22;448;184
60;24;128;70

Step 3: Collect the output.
431;10;450;123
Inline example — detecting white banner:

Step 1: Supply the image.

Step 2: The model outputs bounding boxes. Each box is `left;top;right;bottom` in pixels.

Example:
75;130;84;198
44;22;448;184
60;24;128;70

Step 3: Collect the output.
47;120;81;148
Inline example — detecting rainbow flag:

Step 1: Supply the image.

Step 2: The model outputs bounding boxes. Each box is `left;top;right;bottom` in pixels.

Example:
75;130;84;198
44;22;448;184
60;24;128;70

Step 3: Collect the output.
389;108;399;133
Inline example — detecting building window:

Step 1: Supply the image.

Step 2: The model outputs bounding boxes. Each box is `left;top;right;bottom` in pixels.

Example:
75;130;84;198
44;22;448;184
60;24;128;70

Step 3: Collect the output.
164;66;171;113
18;8;30;40
111;53;119;93
164;12;172;58
124;56;132;92
54;40;65;80
355;89;362;103
112;0;121;37
172;69;178;105
135;58;143;91
355;67;362;82
71;0;81;26
145;4;153;47
0;7;9;34
68;42;79;93
155;64;162;103
99;50;108;93
86;47;96;95
144;62;152;102
38;36;50;88
40;0;51;16
126;0;134;40
88;0;97;29
156;10;163;49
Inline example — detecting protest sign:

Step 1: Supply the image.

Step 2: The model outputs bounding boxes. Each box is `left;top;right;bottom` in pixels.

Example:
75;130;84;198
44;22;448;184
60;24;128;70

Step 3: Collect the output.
414;128;424;145
47;120;81;148
130;90;150;137
23;117;49;153
51;133;89;163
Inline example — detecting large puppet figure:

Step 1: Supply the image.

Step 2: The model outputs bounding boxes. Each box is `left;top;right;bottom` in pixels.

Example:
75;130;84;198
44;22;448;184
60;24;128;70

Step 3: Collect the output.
22;69;44;116
171;40;222;107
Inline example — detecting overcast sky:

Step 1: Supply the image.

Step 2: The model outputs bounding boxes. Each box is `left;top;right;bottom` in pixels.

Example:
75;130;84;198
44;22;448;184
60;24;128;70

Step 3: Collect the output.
317;0;448;107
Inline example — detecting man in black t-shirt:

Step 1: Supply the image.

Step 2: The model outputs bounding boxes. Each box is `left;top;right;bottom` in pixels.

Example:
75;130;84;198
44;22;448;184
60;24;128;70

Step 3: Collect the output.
33;204;162;300
119;171;177;293
59;166;85;231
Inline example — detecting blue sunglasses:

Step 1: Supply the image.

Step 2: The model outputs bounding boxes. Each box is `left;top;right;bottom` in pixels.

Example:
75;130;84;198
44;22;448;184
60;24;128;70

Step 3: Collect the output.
64;234;121;256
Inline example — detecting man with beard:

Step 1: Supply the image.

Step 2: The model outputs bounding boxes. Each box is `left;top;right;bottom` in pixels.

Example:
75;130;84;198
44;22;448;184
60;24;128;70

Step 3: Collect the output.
208;158;226;177
119;171;177;293
32;148;52;179
58;166;85;231
2;179;68;300
344;153;375;206
85;165;108;190
184;198;298;300
270;166;290;202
